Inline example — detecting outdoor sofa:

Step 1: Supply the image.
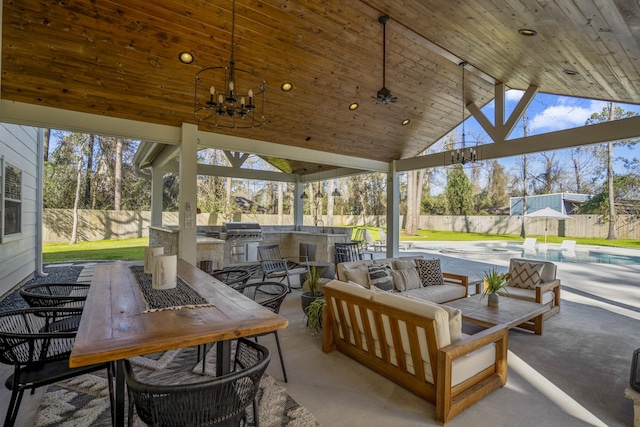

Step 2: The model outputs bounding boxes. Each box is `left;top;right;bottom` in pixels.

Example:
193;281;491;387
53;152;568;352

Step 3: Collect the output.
321;279;508;423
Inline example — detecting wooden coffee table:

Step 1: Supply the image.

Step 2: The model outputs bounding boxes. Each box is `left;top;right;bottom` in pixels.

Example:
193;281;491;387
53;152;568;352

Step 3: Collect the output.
444;294;550;335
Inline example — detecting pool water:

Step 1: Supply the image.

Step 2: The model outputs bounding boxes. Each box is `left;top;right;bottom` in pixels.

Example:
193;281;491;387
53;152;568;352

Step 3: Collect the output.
527;249;640;265
432;244;640;265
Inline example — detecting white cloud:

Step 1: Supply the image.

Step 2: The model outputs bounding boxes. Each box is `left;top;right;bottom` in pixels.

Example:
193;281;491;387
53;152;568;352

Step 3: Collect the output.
528;99;607;133
505;89;524;101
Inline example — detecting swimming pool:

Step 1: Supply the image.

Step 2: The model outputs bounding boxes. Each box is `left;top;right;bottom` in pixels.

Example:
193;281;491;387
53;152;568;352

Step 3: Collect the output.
426;242;640;265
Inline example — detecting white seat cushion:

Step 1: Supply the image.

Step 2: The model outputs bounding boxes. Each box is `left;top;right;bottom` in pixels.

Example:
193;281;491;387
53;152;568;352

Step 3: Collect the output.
452;333;497;387
500;286;555;305
404;284;466;304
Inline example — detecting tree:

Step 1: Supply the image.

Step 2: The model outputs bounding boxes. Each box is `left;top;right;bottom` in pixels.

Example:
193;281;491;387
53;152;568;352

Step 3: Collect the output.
71;135;89;244
585;102;639;239
114;137;123;210
445;165;473;215
475;160;509;214
579;174;640;218
569;145;602;193
532;151;566;194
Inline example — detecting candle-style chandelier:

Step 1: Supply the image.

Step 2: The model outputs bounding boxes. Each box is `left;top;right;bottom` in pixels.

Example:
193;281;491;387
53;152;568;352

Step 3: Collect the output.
194;0;266;128
446;62;481;166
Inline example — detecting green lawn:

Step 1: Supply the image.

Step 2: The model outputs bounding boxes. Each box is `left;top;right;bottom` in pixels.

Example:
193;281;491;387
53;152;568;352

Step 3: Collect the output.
42;230;640;264
353;227;640;249
43;238;148;263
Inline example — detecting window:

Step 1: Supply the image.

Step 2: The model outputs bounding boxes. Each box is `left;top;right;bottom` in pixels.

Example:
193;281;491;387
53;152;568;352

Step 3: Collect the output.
2;161;22;237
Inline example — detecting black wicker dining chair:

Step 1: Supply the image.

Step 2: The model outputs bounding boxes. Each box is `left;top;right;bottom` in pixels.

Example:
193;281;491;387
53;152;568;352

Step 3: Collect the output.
125;337;270;427
20;282;90;308
0;307;111;427
210;268;252;290
234;281;289;382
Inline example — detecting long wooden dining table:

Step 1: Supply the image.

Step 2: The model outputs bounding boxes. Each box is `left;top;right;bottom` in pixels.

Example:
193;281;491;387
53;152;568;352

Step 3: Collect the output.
69;259;289;427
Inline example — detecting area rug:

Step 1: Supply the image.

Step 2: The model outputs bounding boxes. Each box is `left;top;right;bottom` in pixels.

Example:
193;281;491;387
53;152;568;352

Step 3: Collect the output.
35;345;319;427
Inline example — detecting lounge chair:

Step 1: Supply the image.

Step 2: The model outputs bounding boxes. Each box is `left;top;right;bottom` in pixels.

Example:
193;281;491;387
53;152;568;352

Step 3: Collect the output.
521;237;537;253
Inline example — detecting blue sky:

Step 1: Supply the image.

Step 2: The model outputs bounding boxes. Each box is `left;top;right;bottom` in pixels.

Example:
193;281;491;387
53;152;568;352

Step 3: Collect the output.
451;90;640;168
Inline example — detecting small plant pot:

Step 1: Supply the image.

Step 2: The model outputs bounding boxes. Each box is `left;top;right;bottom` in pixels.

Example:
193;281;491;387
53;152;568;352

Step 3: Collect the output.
488;293;499;308
301;291;323;315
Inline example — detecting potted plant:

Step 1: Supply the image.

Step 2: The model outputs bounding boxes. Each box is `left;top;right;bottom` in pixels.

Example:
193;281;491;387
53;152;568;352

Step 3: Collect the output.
481;268;509;307
301;265;326;314
305;297;325;336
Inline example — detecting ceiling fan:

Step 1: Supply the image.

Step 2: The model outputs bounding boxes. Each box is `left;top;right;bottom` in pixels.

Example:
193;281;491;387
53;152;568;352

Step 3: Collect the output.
373;15;397;104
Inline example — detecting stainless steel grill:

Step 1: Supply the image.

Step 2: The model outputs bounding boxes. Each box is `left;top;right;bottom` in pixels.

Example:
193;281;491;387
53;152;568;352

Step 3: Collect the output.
222;223;263;263
222;222;263;241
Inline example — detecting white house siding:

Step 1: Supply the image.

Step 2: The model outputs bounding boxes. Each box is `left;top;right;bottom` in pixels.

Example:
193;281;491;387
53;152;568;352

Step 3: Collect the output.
0;124;38;298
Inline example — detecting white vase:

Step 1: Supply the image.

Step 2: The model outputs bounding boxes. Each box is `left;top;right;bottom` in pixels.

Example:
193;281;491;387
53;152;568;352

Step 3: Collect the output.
488;293;499;308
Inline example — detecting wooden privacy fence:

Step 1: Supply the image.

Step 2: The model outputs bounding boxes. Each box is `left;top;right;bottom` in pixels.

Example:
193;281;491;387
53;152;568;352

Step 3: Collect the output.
42;209;640;243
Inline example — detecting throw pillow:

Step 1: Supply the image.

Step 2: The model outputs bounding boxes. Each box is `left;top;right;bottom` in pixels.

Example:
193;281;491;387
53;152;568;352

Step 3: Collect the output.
440;305;463;343
394;259;417;270
367;265;394;291
508;260;544;289
415;258;444;286
343;266;369;288
391;268;422;292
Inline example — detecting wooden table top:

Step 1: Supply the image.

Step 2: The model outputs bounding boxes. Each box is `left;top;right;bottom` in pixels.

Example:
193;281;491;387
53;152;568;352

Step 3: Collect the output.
69;260;289;368
444;294;549;329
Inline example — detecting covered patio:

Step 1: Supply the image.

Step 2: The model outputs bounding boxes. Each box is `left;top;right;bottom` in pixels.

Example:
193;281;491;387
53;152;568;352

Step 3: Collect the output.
1;1;640;425
1;0;639;266
2;249;638;426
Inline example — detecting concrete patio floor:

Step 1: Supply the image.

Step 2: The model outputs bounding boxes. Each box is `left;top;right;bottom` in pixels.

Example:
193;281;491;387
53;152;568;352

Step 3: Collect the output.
2;244;639;426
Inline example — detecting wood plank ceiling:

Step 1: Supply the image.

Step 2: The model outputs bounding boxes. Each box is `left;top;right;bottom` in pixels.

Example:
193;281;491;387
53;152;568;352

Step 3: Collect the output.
2;0;639;175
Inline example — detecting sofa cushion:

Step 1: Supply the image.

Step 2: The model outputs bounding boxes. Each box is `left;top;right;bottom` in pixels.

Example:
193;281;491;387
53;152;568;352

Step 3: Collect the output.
440;305;462;343
343;266;370;288
451;334;496;387
498;286;555;305
391;268;422;292
371;292;451;347
403;294;462;342
416;258;444;286
394;259;417;270
324;279;375;299
403;285;466;304
508;259;544;289
368;265;394;291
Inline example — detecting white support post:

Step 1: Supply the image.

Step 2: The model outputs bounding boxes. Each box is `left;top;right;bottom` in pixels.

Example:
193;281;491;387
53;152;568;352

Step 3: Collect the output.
150;167;163;227
293;179;304;229
386;161;400;258
178;123;198;265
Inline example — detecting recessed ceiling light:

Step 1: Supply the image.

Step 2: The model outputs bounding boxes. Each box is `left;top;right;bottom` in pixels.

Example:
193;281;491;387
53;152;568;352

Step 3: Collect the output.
178;51;194;64
349;103;359;111
281;82;293;92
563;69;579;76
402;119;410;125
518;28;537;37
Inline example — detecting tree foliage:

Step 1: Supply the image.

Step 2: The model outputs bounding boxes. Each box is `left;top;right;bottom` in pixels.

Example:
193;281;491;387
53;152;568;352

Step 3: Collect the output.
445;166;474;215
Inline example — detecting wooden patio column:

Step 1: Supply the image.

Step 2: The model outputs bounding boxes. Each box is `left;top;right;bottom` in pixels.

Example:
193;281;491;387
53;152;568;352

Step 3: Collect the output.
178;123;198;265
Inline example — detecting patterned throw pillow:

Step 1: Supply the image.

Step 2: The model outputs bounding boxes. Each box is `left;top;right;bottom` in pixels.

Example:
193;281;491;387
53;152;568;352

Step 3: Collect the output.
367;265;394;291
508;260;544;289
391;268;422;292
415;258;444;286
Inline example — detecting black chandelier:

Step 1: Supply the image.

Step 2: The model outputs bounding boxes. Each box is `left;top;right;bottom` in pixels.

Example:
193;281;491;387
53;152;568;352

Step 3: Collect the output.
194;0;266;128
447;62;481;166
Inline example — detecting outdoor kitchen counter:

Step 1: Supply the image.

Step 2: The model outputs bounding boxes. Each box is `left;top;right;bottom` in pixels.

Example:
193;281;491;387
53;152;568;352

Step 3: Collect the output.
261;231;349;263
196;235;225;271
